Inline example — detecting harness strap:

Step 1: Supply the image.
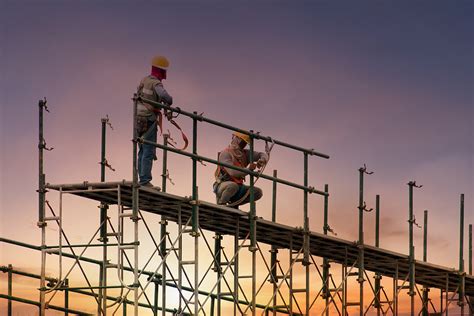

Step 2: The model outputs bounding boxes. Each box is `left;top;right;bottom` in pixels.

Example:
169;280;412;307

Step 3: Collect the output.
215;149;245;184
167;117;189;150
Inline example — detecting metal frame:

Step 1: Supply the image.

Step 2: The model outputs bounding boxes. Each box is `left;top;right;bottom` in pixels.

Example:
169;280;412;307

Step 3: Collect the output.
0;97;472;315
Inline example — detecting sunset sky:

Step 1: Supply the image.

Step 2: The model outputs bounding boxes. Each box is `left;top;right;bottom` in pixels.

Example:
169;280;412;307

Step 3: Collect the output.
1;0;472;315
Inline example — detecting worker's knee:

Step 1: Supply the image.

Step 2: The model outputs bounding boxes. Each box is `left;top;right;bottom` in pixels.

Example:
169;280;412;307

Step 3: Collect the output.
217;182;239;204
223;182;239;194
253;187;263;201
142;144;156;160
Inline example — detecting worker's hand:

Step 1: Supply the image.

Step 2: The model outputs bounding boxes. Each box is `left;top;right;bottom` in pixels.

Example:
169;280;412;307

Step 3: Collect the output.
257;157;267;168
165;110;173;120
248;163;257;171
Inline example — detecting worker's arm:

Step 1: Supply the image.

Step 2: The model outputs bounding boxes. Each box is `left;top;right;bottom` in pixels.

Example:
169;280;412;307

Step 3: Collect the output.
154;83;173;105
219;151;248;178
250;151;269;167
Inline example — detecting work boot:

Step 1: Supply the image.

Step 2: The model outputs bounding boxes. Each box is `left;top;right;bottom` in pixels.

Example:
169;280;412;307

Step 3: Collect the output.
141;182;161;191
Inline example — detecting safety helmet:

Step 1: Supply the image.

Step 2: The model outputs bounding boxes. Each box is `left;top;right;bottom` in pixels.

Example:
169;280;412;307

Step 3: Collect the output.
151;55;170;70
232;132;250;144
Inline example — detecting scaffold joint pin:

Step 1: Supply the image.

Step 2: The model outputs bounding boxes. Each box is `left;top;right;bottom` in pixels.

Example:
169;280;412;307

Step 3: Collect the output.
189;199;200;206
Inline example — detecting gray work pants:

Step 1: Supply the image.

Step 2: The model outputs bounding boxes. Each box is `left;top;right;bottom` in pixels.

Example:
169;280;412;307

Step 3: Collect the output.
215;181;263;206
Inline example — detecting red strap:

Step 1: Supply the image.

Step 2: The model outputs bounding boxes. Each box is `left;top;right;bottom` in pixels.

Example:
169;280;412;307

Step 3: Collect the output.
220;148;245;184
167;118;189;150
144;103;188;150
156;111;163;135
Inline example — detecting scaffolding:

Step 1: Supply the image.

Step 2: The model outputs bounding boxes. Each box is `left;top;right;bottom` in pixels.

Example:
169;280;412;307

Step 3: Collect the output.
1;96;473;315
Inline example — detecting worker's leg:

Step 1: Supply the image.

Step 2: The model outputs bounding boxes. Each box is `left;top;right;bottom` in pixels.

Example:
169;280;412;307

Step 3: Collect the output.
138;119;157;185
239;186;263;205
216;181;239;204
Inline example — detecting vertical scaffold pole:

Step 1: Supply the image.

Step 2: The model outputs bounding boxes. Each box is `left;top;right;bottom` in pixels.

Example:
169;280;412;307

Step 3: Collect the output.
445;274;449;316
131;94;139;315
214;233;222;316
374;194;381;316
469;224;472;315
323;184;330;316
99;116;109;316
234;217;240;316
407;181;421;316
270;169;278;316
342;247;348;316
394;261;399;316
440;288;443;316
159;216;167;316
289;236;294;313
153;279;159;316
249;131;257;316
64;278;69;316
160;133;169;316
178;206;183;314
459;194;465;314
38;98;47;316
470;224;472;275
357;166;367;316
8;264;12;316
161;134;169;192
422;210;429;316
192;112;199;316
303;153;310;316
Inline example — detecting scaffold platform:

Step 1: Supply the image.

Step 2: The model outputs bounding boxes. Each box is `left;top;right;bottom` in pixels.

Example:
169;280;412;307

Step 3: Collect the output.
46;180;474;296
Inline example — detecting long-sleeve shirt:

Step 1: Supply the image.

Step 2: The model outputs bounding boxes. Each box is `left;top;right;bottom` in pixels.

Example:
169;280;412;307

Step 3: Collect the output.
154;82;173;105
137;77;173;117
219;149;268;180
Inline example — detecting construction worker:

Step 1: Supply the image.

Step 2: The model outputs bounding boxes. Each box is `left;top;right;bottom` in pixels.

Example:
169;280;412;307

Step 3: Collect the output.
214;132;268;207
136;55;173;188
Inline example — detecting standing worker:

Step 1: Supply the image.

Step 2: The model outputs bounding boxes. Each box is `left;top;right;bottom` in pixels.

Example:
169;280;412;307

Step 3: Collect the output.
136;55;173;188
214;132;268;207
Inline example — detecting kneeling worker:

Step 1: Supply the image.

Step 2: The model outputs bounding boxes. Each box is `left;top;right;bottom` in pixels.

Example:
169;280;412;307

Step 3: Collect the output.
214;132;268;207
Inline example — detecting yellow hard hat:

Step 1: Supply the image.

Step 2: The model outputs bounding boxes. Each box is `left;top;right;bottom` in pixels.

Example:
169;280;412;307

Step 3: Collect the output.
151;55;170;70
232;132;250;144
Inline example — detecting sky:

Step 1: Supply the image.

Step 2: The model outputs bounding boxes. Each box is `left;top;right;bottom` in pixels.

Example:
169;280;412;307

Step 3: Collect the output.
0;0;473;315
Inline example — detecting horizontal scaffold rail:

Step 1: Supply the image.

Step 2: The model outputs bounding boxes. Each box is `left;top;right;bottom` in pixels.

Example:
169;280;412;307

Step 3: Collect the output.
46;180;474;296
137;95;330;159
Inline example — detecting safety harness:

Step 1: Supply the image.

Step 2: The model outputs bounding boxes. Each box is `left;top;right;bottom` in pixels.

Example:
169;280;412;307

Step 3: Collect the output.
215;138;275;207
138;78;188;150
214;149;246;185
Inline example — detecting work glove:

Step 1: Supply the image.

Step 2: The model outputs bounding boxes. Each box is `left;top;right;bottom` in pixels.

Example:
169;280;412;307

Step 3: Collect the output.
248;163;257;171
257;157;267;168
164;109;173;120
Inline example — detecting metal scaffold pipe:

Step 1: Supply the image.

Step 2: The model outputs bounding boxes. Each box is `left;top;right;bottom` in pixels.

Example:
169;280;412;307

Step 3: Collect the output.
407;180;422;316
99;116;110;316
270;169;278;316
136;95;330;159
469;224;472;276
38;98;47;316
140;138;327;196
470;223;473;315
374;194;381;316
357;165;373;316
249;131;257;316
303;152;310;315
422;210;429;316
323;184;330;316
131;94;140;315
192;113;200;316
160;133;169;316
459;194;465;314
